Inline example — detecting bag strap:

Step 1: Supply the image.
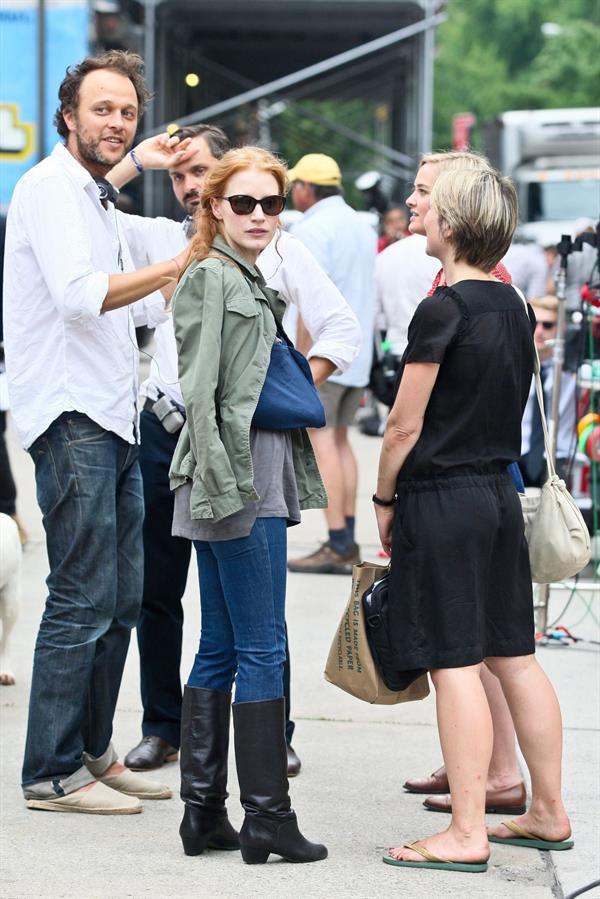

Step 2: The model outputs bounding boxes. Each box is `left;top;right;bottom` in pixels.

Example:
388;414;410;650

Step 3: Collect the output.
514;286;557;479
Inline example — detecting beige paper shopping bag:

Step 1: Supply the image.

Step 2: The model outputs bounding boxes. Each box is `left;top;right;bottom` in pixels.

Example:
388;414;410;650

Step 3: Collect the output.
324;561;429;705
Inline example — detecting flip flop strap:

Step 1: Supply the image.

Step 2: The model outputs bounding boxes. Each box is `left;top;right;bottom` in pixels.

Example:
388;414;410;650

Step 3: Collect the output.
502;820;536;840
404;842;447;863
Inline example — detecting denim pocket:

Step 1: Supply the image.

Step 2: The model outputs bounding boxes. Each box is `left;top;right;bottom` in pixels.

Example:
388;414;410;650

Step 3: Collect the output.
65;414;110;445
30;437;63;517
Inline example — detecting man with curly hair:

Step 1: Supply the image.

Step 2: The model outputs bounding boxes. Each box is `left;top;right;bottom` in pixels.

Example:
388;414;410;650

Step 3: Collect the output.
3;51;189;814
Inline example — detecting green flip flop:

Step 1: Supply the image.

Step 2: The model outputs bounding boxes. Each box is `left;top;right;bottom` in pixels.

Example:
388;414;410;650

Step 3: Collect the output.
383;842;489;873
489;820;574;851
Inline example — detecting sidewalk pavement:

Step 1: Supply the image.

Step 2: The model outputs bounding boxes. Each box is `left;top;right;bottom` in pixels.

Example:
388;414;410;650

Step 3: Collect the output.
1;417;599;899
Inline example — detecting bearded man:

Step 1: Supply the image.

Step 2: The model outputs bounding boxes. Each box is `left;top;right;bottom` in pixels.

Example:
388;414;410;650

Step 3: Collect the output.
3;51;189;815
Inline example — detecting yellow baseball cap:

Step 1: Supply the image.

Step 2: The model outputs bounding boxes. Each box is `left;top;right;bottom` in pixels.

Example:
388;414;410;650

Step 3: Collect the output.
288;153;342;186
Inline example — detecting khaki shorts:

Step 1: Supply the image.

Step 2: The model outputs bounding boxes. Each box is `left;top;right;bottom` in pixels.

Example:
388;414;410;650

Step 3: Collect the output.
318;382;363;427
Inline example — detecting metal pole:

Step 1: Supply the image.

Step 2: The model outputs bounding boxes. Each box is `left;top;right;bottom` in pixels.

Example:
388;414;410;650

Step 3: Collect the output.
419;0;435;154
37;0;46;161
148;12;446;139
143;0;157;216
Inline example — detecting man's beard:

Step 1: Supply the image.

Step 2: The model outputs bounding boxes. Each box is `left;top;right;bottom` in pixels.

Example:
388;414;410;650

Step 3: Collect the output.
75;124;129;171
183;192;200;216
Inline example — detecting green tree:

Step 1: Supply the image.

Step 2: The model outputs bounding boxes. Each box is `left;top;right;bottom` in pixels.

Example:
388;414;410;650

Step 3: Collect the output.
433;0;600;148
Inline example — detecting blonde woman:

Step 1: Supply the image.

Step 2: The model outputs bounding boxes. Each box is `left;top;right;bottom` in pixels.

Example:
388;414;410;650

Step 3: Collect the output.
169;147;327;864
403;150;527;819
374;168;572;873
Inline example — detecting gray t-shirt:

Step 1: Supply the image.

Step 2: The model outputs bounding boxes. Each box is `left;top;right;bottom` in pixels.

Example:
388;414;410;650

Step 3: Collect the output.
172;428;301;541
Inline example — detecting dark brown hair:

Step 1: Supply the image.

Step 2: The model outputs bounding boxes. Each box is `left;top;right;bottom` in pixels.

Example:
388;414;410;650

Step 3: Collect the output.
54;50;151;139
171;125;230;160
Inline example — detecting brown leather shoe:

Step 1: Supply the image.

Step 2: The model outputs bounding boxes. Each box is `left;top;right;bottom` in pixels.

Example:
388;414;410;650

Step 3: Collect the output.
403;766;449;794
287;743;301;777
423;781;527;815
124;736;178;771
287;542;360;575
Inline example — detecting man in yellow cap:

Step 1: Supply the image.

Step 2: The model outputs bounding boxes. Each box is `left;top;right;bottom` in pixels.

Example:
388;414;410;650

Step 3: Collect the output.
287;154;377;574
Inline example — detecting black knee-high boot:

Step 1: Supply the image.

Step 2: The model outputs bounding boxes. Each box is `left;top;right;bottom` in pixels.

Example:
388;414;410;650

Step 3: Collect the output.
179;686;240;856
232;698;327;864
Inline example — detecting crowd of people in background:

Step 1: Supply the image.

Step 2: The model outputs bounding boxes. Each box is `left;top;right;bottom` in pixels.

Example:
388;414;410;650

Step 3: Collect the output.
3;47;592;873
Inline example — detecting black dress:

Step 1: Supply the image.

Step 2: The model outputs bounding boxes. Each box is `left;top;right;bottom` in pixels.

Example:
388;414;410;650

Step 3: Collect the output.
388;281;535;670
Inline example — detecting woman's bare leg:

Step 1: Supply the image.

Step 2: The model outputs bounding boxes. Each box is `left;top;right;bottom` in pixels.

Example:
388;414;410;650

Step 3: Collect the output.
486;655;570;842
480;664;521;789
406;666;521;791
389;665;491;862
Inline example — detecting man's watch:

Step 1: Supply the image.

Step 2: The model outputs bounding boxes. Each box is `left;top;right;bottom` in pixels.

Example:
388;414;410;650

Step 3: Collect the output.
372;493;396;507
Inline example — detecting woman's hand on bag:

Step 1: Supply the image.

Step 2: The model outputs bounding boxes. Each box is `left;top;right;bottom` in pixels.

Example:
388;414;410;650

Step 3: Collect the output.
374;504;394;556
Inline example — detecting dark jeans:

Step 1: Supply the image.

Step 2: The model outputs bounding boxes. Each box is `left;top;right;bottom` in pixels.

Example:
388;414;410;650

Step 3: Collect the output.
138;409;191;749
189;518;287;703
0;409;17;515
22;413;143;793
137;410;295;744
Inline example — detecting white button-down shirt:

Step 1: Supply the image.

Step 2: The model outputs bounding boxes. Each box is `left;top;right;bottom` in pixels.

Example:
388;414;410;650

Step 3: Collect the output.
3;143;167;449
291;195;377;388
119;216;361;407
375;234;440;357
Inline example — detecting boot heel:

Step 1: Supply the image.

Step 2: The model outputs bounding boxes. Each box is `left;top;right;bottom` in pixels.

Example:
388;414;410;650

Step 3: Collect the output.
241;846;270;864
181;836;210;857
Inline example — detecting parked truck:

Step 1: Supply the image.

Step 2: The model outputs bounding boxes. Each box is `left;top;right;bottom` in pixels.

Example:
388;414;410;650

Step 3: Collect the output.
485;107;600;245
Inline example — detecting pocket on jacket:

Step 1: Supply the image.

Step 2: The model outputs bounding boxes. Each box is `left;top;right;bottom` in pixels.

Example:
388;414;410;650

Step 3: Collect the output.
225;295;259;317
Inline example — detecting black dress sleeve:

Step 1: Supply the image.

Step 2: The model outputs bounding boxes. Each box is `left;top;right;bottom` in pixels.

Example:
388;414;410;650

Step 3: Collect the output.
404;287;467;365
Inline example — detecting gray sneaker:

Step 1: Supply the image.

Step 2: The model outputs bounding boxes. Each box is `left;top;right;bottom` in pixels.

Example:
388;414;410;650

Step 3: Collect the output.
287;542;360;575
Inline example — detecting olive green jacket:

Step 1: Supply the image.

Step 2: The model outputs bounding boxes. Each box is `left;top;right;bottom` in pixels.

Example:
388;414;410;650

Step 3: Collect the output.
169;236;327;522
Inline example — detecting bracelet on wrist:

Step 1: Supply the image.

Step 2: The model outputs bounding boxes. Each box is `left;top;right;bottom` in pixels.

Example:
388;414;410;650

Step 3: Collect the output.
372;493;396;507
129;148;144;174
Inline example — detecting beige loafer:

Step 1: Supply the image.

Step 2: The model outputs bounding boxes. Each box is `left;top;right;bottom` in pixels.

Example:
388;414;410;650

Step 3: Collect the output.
100;769;172;800
26;781;142;815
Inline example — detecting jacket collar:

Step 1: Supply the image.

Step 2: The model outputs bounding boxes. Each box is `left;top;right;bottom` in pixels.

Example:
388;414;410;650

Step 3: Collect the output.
211;235;264;282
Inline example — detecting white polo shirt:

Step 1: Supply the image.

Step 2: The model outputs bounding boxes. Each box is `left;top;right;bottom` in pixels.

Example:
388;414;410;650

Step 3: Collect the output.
3;143;167;449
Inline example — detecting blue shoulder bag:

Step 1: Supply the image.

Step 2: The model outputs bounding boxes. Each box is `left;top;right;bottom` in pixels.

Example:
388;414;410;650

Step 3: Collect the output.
252;321;326;431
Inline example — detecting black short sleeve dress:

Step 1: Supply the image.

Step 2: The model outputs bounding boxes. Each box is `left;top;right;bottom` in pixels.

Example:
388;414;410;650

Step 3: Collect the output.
388;281;536;671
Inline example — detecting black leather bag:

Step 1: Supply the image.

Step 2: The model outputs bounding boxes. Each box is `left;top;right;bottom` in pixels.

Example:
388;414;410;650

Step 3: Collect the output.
362;571;427;691
368;347;401;408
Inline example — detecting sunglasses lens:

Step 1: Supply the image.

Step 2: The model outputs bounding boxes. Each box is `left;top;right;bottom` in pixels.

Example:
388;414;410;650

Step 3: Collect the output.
262;196;286;215
229;195;256;215
226;195;286;215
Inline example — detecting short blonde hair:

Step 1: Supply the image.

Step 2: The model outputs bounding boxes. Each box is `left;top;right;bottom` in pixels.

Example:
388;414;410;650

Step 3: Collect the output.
430;168;518;272
419;150;492;173
530;295;558;313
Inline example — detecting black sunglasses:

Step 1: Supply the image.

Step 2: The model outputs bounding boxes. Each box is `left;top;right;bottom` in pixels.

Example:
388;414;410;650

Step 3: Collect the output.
536;320;556;331
217;194;287;216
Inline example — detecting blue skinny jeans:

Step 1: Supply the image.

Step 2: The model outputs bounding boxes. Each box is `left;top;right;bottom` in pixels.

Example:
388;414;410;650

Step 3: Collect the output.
188;517;287;703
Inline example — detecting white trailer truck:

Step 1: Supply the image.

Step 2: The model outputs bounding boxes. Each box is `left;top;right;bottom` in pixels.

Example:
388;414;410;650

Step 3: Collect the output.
485;107;600;245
